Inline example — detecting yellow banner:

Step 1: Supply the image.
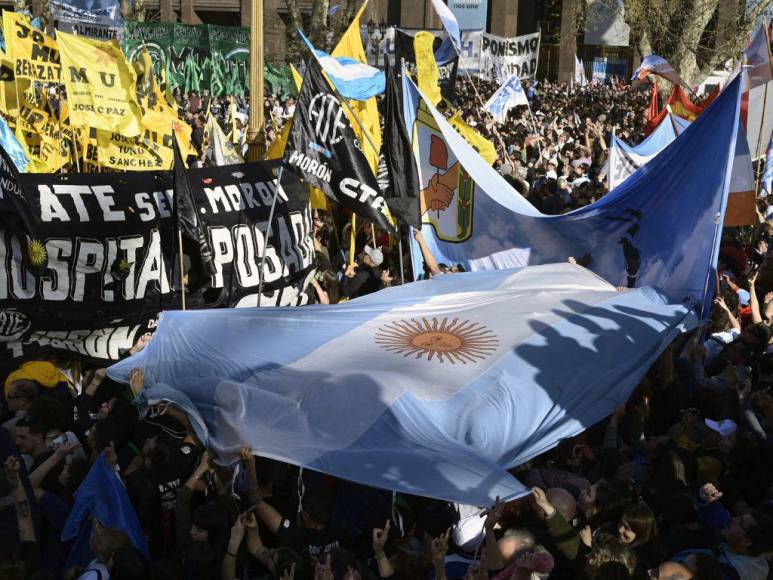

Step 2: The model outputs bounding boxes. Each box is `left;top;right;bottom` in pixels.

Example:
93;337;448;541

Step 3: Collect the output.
15;85;71;172
414;32;442;107
57;31;143;137
0;50;18;120
3;12;61;83
449;111;498;165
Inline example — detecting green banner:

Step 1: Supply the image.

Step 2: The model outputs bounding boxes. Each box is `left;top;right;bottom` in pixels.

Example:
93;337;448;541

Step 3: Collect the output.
123;21;251;97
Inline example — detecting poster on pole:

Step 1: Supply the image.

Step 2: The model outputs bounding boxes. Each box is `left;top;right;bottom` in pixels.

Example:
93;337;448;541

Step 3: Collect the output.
478;31;540;83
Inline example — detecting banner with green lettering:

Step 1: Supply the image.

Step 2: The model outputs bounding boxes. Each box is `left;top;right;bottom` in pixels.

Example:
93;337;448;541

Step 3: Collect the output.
123;22;250;96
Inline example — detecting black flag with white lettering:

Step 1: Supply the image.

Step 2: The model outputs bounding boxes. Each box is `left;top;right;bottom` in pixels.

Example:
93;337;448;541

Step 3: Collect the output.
283;59;396;235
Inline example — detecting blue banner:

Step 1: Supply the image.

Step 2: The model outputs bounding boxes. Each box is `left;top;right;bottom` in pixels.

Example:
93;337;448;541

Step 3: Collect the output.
406;75;743;318
449;0;488;31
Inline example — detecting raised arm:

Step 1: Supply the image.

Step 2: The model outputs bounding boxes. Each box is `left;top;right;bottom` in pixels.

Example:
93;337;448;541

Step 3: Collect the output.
749;271;763;324
413;230;441;276
5;456;35;544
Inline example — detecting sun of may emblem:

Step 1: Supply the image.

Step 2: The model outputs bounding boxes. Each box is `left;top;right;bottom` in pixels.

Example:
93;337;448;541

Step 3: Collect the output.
375;317;499;364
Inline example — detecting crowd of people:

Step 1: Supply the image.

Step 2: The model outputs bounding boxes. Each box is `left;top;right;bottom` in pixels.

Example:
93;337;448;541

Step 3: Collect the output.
3;66;773;580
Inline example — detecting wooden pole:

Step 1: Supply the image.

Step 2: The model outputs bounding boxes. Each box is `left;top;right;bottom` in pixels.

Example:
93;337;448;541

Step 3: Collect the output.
177;229;187;310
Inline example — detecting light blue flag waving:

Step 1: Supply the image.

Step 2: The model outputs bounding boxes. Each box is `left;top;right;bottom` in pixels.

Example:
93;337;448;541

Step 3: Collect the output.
109;263;694;505
406;74;743;318
483;73;529;123
0;116;29;173
298;30;385;101
429;0;462;52
606;113;690;189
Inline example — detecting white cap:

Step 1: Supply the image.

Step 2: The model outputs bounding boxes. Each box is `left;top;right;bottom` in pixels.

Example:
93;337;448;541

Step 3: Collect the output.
364;245;384;267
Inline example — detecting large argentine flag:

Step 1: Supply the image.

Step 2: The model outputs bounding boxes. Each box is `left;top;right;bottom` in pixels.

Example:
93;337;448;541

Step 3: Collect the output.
109;264;694;506
406;74;743;317
299;30;385;100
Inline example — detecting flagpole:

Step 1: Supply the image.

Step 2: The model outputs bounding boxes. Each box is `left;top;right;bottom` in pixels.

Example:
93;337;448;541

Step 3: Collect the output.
397;227;405;285
445;34;520;168
178;229;187;310
257;165;286;307
753;81;769;193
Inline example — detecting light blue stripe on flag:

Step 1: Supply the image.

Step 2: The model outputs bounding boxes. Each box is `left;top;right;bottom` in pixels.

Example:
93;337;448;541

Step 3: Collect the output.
0;116;29;173
298;30;385;100
109;263;694;506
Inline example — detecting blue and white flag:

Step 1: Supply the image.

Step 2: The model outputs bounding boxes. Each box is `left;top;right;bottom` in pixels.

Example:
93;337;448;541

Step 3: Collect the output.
606;113;689;189
299;30;385;100
762;132;773;196
483;73;529;123
109;263;694;506
405;74;743;317
0;116;29;173
632;54;682;86
430;0;462;52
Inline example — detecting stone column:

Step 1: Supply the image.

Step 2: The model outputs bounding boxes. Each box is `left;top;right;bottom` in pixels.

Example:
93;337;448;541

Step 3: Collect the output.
490;0;518;37
557;0;577;83
400;0;439;30
160;0;175;22
181;0;201;24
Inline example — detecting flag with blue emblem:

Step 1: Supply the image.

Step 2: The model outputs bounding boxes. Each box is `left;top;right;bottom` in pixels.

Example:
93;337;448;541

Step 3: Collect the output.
406;73;743;318
298;30;384;101
483;73;529;123
109;263;695;506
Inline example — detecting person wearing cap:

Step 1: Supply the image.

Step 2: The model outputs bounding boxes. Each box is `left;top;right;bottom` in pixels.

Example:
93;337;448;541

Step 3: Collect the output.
341;245;385;300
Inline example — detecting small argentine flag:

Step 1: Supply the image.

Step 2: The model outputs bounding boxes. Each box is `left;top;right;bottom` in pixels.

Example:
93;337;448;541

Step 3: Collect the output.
299;30;385;101
484;74;529;123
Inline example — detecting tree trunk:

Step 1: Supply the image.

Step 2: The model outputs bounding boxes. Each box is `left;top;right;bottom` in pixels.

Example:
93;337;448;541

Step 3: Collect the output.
670;0;719;86
309;0;330;47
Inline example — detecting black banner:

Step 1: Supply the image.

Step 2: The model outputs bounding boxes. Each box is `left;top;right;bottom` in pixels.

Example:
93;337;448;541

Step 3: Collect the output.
0;156;313;365
393;30;458;103
283;59;396;234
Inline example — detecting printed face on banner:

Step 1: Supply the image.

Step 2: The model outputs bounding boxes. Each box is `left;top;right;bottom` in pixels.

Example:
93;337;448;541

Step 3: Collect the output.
414;104;474;243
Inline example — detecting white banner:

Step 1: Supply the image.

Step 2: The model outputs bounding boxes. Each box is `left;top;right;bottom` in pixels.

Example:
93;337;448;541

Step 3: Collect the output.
478;31;540;83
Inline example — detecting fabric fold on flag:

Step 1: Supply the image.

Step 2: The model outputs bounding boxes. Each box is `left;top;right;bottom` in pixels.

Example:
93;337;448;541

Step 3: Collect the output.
448;111;498;165
762;133;773;197
109;263;696;506
743;23;773;91
298;30;385;101
404;73;743;317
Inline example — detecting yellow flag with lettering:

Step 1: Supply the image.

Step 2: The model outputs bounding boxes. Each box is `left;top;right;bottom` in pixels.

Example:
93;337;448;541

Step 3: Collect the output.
414;32;442;106
56;31;143;137
448;111;498;165
3;12;61;83
331;0;382;174
14;84;71;172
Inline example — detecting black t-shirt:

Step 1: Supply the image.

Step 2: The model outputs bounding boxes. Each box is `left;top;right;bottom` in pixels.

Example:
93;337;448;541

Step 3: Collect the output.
275;518;339;557
341;266;381;299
